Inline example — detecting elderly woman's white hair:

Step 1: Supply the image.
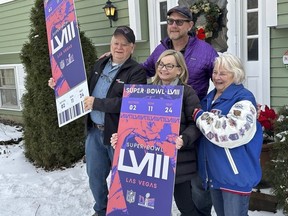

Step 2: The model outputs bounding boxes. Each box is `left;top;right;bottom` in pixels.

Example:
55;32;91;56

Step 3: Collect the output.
214;53;245;85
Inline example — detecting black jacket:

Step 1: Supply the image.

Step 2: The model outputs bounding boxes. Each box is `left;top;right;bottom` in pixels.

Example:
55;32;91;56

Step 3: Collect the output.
175;83;201;184
86;55;147;145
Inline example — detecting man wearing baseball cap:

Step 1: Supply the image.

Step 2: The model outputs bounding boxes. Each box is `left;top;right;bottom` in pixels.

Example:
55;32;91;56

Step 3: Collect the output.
142;5;217;216
167;5;193;20
113;25;135;44
47;26;146;216
80;26;146;216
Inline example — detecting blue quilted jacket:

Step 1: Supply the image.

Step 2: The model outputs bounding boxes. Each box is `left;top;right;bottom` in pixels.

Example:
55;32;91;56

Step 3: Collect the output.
142;36;218;100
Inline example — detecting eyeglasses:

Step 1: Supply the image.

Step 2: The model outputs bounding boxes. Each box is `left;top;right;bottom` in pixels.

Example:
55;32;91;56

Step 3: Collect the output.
167;18;190;26
157;62;180;71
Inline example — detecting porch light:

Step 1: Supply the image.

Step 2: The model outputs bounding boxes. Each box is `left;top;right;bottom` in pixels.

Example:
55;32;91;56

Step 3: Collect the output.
103;0;118;27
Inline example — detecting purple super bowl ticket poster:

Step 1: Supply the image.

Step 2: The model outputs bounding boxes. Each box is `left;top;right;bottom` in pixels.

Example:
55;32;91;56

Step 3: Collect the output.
44;0;90;127
107;84;184;216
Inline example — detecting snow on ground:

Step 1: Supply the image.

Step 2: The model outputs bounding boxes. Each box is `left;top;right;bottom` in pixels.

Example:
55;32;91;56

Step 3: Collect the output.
0;123;285;216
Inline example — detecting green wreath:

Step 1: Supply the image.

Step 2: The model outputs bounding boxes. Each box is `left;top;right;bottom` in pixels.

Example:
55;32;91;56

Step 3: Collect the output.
190;0;223;41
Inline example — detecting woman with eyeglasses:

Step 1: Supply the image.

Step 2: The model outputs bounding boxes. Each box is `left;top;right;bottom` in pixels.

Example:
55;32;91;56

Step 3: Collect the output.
111;49;202;216
141;6;217;215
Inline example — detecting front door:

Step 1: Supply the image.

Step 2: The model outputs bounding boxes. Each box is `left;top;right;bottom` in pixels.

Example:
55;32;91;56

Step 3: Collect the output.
147;0;270;105
239;0;270;105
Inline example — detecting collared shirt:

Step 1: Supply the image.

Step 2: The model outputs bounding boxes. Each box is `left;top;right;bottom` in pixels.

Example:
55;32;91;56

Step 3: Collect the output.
167;38;187;54
90;58;122;125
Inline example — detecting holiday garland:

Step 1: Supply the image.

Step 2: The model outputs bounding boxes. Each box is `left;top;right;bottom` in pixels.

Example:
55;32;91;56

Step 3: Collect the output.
190;0;223;41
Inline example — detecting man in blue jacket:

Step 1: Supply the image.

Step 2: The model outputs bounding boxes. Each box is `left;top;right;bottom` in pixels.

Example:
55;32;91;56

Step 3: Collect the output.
142;5;218;216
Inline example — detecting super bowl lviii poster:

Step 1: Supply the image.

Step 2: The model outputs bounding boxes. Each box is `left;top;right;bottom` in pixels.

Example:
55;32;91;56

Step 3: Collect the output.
107;84;184;216
44;0;90;127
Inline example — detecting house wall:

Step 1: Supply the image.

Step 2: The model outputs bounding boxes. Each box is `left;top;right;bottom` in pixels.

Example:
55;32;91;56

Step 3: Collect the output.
0;0;151;63
0;53;21;65
278;0;288;26
270;0;288;110
0;0;151;122
74;0;150;62
270;28;288;109
0;0;33;122
0;0;33;55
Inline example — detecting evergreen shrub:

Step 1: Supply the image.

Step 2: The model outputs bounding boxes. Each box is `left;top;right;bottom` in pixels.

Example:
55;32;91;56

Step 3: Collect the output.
20;0;97;170
265;105;288;215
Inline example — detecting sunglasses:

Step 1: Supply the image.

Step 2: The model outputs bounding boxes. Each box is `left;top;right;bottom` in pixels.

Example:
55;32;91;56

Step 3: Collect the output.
167;18;190;26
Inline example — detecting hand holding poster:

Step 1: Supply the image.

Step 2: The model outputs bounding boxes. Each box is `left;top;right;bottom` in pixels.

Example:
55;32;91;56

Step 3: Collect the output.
44;0;90;127
107;84;184;216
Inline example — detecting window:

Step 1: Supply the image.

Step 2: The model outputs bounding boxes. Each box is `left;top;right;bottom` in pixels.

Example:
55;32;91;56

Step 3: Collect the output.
247;0;259;61
148;0;170;51
0;67;20;110
128;0;142;41
159;1;168;40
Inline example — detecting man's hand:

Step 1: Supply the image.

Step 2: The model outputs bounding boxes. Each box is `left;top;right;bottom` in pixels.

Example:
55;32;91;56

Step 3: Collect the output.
84;96;95;111
48;77;56;89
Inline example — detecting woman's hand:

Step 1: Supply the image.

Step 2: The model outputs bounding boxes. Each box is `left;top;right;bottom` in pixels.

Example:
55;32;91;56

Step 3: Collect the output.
175;135;183;149
48;77;56;89
110;133;118;149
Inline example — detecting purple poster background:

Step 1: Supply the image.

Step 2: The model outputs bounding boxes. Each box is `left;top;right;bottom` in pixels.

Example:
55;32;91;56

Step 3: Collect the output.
44;0;90;127
44;0;86;97
107;84;184;216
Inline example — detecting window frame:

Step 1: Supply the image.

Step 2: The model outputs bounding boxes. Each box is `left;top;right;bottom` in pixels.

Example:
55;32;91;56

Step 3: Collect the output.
128;0;142;41
0;0;14;4
0;65;22;111
148;0;177;53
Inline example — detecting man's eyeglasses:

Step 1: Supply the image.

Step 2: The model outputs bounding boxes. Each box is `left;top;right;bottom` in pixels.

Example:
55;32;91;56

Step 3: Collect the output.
167;18;190;26
157;62;180;71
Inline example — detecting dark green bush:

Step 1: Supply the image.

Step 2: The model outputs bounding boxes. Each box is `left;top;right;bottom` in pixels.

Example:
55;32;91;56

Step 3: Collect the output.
20;0;97;170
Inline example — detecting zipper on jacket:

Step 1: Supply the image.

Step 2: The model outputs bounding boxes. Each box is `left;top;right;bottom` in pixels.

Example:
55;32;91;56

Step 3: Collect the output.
204;143;209;189
205;161;209;185
224;148;239;174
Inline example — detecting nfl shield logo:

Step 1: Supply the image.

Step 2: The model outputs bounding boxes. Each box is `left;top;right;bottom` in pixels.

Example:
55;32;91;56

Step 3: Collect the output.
126;190;136;203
